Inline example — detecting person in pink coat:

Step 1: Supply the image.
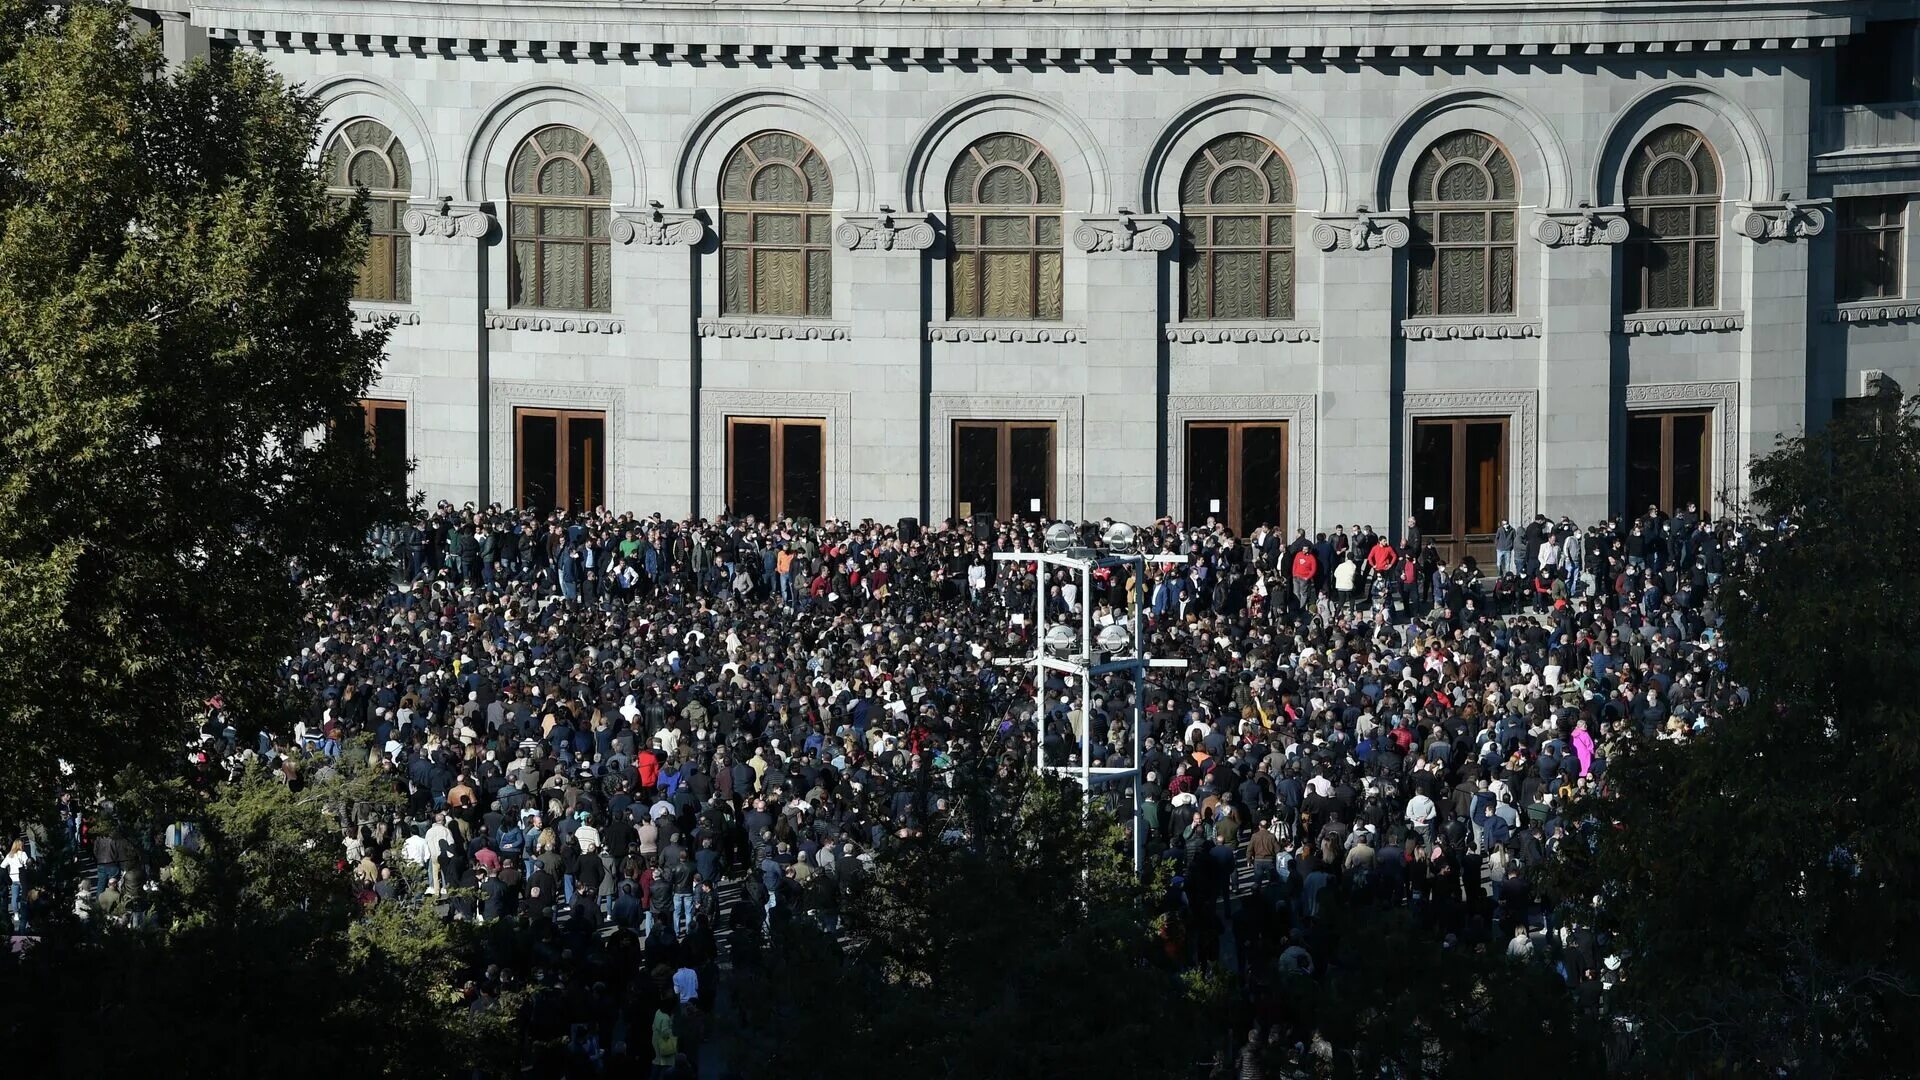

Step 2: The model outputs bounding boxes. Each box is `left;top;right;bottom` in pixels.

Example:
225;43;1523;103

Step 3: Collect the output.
1572;719;1596;778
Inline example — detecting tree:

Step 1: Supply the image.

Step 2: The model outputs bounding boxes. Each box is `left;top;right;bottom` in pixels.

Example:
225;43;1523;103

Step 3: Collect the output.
1566;397;1920;1076
0;0;403;823
0;746;518;1079
735;764;1209;1080
1273;905;1603;1079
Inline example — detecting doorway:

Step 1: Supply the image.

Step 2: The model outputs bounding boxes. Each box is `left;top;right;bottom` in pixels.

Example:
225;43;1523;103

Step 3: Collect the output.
1185;421;1287;537
1410;416;1508;568
1626;410;1711;517
515;407;606;516
360;398;408;496
727;416;825;523
953;420;1055;521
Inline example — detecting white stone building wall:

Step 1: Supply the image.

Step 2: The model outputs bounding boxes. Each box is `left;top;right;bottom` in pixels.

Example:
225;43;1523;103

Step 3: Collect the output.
156;0;1920;531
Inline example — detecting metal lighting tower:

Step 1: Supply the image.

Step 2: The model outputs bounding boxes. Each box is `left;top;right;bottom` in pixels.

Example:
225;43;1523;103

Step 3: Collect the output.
994;523;1187;872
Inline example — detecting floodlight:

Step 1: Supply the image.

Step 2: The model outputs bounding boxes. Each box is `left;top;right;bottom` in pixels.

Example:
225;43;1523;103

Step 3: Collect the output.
1044;521;1078;553
1096;622;1132;657
1044;623;1078;656
1102;521;1137;552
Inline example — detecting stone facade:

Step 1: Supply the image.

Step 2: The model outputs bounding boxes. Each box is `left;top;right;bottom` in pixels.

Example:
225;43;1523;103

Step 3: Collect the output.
151;0;1920;532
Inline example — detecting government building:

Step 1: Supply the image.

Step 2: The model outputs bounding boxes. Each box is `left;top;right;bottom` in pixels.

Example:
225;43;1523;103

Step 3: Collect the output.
144;0;1920;561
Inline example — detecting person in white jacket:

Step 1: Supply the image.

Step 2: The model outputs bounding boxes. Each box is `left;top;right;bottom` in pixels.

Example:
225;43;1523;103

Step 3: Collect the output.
1405;791;1437;837
3;839;30;932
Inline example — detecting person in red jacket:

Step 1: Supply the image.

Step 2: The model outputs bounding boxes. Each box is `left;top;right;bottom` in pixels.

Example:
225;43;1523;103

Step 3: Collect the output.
1289;547;1318;612
1366;539;1397;578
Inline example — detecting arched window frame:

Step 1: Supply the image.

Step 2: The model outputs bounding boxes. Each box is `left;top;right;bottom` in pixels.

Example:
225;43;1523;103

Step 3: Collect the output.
507;126;613;312
1407;131;1519;318
327;119;412;303
1623;125;1721;313
720;131;835;319
1180;134;1296;321
946;133;1064;321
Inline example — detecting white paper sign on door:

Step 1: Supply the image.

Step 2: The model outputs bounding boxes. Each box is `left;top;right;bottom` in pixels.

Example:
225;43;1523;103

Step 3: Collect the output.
1209;499;1221;513
1423;497;1435;510
1030;498;1041;512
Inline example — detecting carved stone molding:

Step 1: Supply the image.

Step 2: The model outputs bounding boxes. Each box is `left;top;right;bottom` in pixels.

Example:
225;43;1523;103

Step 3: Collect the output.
1402;390;1538;525
1400;318;1541;341
611;206;705;246
929;394;1083;521
1732;199;1831;242
1165;394;1316;531
352;304;421;326
1310;209;1409;253
1620;312;1744;335
1071;214;1176;254
699;389;853;521
927;322;1084;344
403;198;492;240
1625;381;1742;513
488;380;627;507
1165;323;1319;344
1827;300;1920;324
1531;206;1630;247
485;311;624;334
698;318;849;341
835;212;935;252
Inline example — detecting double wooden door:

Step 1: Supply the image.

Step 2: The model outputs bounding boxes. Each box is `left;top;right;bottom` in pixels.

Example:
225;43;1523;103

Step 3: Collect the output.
515;407;605;516
1185;421;1287;537
954;420;1055;521
1410;416;1508;568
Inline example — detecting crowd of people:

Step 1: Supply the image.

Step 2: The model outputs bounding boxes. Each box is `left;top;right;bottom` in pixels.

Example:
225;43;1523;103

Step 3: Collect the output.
10;497;1762;1077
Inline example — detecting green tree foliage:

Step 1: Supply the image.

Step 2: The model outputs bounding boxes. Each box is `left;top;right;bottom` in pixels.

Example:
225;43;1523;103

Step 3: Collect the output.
0;748;516;1079
736;765;1207;1080
1277;906;1602;1078
0;0;404;822
1567;397;1920;1076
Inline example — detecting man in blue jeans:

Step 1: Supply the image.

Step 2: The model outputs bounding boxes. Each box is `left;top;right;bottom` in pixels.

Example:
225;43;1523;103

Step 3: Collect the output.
669;848;697;936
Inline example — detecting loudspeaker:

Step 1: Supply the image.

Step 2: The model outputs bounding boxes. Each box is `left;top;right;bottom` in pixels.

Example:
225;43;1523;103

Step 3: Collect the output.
897;517;921;543
972;512;995;543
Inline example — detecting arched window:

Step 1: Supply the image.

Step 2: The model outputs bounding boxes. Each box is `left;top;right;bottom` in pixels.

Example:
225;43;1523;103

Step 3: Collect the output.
1408;131;1518;317
947;134;1063;321
1624;126;1720;312
1180;134;1295;321
327;120;411;303
721;131;834;318
508;126;612;312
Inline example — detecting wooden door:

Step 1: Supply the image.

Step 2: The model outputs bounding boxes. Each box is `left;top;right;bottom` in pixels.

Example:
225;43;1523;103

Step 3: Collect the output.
1410;416;1508;568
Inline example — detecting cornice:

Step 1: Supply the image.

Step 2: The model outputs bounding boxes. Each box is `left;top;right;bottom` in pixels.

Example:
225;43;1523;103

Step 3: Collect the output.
1624;380;1741;405
1532;205;1629;247
1813;148;1920;175
1620;311;1744;335
485;310;624;333
1072;213;1176;255
927;321;1084;343
1311;210;1409;253
352;303;421;326
698;318;850;340
835;211;935;252
612;205;705;246
1827;300;1920;323
1400;317;1539;340
1732;199;1831;242
199;2;1856;68
1165;322;1319;343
